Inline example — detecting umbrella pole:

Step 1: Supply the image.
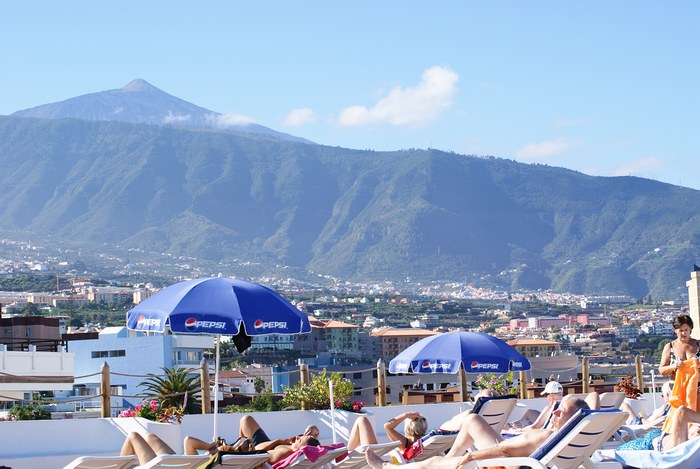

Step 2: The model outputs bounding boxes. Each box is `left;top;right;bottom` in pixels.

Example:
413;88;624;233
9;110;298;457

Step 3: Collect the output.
213;334;220;440
329;381;337;444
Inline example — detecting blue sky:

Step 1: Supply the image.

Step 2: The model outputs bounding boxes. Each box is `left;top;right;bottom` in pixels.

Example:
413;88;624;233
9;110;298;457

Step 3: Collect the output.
2;1;699;189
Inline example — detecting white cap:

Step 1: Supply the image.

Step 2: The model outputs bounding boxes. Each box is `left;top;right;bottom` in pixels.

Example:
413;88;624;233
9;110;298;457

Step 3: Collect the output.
541;381;563;395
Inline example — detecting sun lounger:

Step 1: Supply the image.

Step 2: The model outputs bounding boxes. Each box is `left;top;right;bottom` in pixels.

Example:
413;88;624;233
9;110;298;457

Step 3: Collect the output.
218;452;270;468
333;441;400;469
470;409;628;469
599;392;626;411
62;455;139;469
471;395;517;434
612;434;700;469
133;454;212;469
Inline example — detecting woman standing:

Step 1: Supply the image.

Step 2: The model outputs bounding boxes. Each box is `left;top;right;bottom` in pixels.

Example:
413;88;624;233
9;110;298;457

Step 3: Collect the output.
659;314;700;408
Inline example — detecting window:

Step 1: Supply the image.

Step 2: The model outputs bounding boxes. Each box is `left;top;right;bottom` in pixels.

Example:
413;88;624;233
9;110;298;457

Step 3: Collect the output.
353;372;362;379
109;350;125;357
91;351;108;358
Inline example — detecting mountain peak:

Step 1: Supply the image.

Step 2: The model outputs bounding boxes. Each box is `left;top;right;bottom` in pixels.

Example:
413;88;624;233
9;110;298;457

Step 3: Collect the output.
121;79;160;93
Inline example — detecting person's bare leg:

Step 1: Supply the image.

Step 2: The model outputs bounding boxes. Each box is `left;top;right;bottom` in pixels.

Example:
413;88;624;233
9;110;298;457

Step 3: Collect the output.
444;413;503;457
239;414;262;438
347;416;379;451
662;405;700;450
365;449;477;469
183;436;218;455
120;432;158;465
144;432;176;456
584;392;600;410
439;409;472;432
619;401;639;424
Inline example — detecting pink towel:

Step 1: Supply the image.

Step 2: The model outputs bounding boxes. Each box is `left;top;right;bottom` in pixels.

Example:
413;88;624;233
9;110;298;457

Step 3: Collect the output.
272;443;346;469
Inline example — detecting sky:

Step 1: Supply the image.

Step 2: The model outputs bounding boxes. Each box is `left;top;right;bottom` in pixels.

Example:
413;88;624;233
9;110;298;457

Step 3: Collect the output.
2;1;699;189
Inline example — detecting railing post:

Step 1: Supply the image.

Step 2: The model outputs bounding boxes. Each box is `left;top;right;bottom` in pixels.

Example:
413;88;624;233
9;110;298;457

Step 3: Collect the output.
582;356;589;393
299;362;309;410
519;371;527;399
459;368;468;402
635;355;644;392
100;362;111;418
376;359;387;407
200;359;211;414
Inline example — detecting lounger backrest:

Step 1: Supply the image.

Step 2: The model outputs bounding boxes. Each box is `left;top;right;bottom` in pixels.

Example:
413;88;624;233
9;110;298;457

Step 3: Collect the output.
472;395;517;434
410;433;458;462
599;392;626;411
530;409;627;468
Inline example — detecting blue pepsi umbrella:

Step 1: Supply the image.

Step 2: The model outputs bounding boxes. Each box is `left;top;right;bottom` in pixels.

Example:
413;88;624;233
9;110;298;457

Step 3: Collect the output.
126;276;311;437
389;331;530;374
127;277;311;351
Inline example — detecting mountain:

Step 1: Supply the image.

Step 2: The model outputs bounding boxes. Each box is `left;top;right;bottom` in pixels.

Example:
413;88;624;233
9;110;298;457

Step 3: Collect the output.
11;79;311;143
0;116;699;300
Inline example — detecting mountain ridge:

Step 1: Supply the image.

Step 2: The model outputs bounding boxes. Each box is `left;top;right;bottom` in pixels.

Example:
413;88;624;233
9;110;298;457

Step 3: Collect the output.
0;115;698;300
10;79;312;144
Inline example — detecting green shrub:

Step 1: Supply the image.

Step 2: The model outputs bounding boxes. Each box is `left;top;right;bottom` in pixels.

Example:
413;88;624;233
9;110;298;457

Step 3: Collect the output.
282;369;354;410
8;401;51;420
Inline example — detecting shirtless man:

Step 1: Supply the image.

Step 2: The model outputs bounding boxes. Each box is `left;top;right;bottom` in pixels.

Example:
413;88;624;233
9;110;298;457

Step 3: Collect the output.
233;414;320;463
365;397;590;469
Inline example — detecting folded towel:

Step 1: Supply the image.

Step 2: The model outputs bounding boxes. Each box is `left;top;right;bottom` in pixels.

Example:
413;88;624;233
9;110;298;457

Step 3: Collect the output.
272;443;346;469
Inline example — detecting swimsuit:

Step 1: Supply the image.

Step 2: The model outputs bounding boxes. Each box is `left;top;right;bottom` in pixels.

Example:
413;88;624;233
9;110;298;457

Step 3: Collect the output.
669;340;700;392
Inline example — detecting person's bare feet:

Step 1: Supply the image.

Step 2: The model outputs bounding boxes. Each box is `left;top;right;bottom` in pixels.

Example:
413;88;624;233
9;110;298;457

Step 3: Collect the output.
365;449;386;469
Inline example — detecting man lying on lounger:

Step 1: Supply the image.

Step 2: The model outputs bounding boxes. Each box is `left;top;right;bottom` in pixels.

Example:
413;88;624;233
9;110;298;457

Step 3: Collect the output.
365;396;590;469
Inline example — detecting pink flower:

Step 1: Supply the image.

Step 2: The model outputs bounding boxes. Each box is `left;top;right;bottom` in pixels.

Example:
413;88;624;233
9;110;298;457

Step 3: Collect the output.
134;405;143;412
352;405;359;411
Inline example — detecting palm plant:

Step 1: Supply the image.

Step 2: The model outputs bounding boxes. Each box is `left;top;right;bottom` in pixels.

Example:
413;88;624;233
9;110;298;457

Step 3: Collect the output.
139;366;201;414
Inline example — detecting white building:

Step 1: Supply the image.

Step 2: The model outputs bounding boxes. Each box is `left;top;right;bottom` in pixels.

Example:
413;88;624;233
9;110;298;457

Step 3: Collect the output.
67;327;213;410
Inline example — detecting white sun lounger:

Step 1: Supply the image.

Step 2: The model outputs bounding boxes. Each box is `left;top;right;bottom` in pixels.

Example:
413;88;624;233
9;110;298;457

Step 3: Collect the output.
62;455;139;469
472;409;628;469
133;454;212;469
218;452;270;468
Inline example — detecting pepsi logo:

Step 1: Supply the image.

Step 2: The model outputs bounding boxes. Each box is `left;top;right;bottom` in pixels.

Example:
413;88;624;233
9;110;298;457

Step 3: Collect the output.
253;320;288;330
136;316;161;328
421;361;431;368
185;317;198;331
471;361;479;368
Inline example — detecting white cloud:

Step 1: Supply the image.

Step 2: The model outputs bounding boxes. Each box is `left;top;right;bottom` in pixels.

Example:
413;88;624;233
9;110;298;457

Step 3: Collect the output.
611;157;664;176
515;138;574;162
283;107;316;126
206;113;256;128
163;112;191;123
337;65;459;127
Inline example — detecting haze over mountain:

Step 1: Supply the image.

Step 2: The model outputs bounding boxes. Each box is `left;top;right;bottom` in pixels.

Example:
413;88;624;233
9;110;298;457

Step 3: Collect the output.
1;82;699;300
11;79;311;144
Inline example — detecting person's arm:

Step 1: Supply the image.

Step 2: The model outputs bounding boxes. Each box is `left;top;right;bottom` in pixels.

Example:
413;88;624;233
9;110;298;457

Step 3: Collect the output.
254;438;295;451
523;403;552;430
659;342;677;376
457;429;550;466
384;412;420;448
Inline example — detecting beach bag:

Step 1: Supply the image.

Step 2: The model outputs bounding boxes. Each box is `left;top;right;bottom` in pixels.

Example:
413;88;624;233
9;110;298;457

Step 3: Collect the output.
219;436;256;454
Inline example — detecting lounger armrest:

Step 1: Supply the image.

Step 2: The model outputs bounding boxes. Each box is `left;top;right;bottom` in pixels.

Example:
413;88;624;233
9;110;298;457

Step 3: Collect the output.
474;456;547;469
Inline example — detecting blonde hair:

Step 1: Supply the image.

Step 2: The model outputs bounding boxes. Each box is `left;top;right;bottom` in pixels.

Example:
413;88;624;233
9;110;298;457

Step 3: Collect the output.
404;416;428;439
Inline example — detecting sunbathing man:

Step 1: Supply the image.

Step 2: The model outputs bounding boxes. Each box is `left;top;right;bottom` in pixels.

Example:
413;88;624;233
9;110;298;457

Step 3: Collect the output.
365;397;590;468
230;415;320;463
